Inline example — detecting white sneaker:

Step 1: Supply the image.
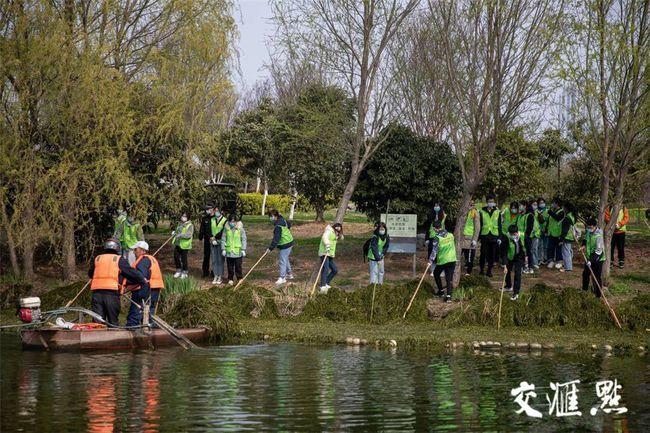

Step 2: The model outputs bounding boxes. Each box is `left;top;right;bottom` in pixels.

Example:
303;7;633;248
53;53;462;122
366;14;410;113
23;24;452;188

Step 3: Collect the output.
173;270;182;278
286;274;295;280
555;262;563;269
533;265;540;270
319;286;329;294
212;277;219;285
510;294;519;301
547;261;555;269
275;277;286;285
325;284;331;289
180;272;188;279
228;280;234;285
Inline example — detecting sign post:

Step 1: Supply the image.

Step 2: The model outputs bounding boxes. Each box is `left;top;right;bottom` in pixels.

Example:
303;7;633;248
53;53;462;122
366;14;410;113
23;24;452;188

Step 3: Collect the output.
380;213;418;277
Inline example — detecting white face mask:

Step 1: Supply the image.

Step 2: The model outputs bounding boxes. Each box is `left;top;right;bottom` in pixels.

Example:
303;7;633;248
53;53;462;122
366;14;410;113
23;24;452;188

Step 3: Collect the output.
512;234;520;242
378;229;386;235
269;216;275;223
181;216;188;223
488;202;496;208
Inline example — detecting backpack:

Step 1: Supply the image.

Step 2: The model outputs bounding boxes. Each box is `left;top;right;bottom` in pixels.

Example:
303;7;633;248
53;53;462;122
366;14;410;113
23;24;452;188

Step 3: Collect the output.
362;237;372;262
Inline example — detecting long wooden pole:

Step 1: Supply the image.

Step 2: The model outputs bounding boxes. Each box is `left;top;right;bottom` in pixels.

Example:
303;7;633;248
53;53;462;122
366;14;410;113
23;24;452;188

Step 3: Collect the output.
497;268;508;331
234;250;269;290
403;262;431;319
310;255;328;297
370;282;378;323
66;234;173;308
578;246;623;329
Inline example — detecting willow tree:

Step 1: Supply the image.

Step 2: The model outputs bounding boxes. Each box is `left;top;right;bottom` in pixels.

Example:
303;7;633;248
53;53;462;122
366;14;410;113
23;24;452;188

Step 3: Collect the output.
272;0;420;223
563;0;648;282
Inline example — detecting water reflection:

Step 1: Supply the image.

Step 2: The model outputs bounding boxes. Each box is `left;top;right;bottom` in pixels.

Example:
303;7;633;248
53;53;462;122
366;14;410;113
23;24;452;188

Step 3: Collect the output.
1;334;647;432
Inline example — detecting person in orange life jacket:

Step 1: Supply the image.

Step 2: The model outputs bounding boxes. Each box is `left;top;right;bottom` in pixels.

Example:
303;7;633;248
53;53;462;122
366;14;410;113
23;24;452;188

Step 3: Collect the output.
546;197;565;269
424;202;446;275
504;224;526;301
198;205;214;278
478;193;503;277
605;206;629;268
88;238;146;326
126;241;165;326
499;201;520;266
428;221;456;303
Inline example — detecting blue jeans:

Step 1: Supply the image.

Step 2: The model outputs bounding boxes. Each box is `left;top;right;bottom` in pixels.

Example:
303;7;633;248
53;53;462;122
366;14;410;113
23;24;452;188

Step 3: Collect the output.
126;286;150;326
210;243;224;278
562;241;574;270
530;238;539;267
150;289;160;315
320;255;338;286
538;235;548;263
369;259;385;284
278;247;292;278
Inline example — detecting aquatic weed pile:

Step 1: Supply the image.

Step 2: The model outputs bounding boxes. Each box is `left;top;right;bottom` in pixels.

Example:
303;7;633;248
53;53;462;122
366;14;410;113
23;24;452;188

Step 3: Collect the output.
210;285;280;320
444;283;649;330
162;290;239;342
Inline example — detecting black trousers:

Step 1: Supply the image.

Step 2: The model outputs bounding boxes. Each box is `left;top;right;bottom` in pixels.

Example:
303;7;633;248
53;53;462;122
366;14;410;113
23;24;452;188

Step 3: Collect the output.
462;248;475;274
611;232;625;265
524;237;533;268
433;262;455;296
479;238;498;275
226;257;243;281
505;260;523;295
174;246;189;271
91;290;121;326
582;261;603;297
202;239;211;277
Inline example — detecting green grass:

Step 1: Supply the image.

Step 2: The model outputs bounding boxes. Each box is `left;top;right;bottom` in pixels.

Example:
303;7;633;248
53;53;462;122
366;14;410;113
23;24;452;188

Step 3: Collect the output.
161;274;200;297
616;273;650;285
242;210;369;224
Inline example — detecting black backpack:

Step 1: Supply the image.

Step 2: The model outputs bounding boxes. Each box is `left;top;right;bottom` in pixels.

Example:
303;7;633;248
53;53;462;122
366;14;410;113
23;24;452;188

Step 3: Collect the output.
362;236;373;262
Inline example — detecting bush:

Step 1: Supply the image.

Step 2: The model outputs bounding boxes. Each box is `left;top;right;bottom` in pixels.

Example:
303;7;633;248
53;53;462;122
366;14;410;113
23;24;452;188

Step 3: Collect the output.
238;193;312;216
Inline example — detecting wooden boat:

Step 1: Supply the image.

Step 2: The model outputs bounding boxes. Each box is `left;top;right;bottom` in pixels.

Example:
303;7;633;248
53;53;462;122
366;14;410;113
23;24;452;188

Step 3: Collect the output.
20;327;208;351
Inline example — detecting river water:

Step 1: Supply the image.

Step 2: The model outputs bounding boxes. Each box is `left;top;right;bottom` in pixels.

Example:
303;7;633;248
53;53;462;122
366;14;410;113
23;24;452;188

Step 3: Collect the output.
1;333;648;432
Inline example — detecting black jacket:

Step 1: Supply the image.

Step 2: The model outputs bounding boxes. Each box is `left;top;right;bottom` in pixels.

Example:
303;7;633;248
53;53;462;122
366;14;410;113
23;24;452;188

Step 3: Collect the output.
198;214;212;241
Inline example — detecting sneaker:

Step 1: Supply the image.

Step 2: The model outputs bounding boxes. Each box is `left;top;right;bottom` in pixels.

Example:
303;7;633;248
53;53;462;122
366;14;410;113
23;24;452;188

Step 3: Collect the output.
212;277;219;285
228;280;234;285
555;262;563;269
319;286;329;294
510;294;519;301
533;265;540;270
503;286;513;292
180;272;188;279
275;277;286;285
435;290;444;297
325;284;331;289
286;274;295;280
444;295;451;303
173;270;182;278
547;261;555;269
464;273;470;276
618;262;624;269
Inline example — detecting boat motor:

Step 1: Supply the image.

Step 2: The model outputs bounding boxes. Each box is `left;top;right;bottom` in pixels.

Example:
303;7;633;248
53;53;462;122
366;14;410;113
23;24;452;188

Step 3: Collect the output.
17;297;42;323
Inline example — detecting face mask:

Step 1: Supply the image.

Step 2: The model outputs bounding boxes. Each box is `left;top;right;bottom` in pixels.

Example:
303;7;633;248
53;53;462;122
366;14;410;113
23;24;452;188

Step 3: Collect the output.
488;202;496;208
532;204;538;211
205;210;211;215
434;206;441;212
511;208;517;214
588;227;596;233
378;229;386;235
519;207;525;213
539;203;546;209
229;222;235;228
181;216;188;223
269;216;275;223
512;234;520;242
215;211;221;218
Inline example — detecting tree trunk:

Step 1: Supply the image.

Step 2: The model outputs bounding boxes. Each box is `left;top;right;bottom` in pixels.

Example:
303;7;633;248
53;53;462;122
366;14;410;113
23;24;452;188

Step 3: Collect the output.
62;179;77;281
289;191;297;221
261;181;268;216
255;171;261;193
334;165;362;223
315;205;325;222
0;195;20;275
22;186;35;281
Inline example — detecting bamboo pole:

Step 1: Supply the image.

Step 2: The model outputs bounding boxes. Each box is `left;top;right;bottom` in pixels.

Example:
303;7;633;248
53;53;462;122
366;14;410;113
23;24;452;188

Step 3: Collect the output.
370;282;378;323
403;262;431;319
579;246;623;329
234;249;269;290
310;255;328;297
497;268;508;331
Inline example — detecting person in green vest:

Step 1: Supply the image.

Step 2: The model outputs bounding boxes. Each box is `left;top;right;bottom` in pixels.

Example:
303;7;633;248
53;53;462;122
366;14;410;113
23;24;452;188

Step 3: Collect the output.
558;201;577;272
113;208;127;242
209;206;227;285
534;198;548;265
546;198;565;269
428;221;457;302
461;200;480;275
518;201;537;274
580;217;605;297
318;223;343;293
504;224;526;301
368;222;390;285
478;193;502;277
425;202;447;271
116;213;144;265
500;201;520;266
221;215;247;285
172;212;194;279
267;209;295;285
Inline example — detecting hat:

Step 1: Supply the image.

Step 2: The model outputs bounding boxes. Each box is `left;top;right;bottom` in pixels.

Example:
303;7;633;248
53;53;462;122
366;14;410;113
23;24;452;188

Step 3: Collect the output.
133;241;149;251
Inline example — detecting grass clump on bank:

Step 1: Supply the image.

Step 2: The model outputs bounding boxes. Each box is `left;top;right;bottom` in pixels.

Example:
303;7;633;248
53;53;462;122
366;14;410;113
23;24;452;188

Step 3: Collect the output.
39;282;89;310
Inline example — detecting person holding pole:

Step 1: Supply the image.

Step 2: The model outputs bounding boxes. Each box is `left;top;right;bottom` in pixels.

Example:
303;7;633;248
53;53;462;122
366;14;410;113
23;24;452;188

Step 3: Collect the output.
126;241;164;326
461;200;480;275
318;222;343;293
428;221;457;303
581;217;605;297
368;222;389;285
504;224;526;301
425;202;447;275
267;209;295;285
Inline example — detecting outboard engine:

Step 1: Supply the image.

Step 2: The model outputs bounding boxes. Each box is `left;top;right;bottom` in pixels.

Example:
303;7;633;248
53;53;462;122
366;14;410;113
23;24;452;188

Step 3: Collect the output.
17;297;41;323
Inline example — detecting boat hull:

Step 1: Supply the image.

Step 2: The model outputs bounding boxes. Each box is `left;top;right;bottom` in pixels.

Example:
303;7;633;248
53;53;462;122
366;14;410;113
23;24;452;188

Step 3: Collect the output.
20;327;208;351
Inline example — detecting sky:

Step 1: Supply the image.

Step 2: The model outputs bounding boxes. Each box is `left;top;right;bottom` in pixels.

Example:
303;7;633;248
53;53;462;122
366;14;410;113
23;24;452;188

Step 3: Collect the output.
234;0;274;90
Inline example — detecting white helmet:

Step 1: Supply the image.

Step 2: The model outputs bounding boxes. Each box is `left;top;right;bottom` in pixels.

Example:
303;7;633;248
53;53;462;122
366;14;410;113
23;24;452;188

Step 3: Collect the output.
133;241;149;251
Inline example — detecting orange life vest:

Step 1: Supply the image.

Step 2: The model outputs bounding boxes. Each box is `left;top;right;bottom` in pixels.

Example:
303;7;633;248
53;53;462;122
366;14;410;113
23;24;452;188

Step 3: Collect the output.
90;254;121;291
133;254;165;290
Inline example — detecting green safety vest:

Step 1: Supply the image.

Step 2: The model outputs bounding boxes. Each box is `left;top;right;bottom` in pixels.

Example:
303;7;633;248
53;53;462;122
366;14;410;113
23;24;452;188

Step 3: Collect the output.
564;212;576;241
517;213;527;235
536;209;549;235
463;209;477;237
532;212;541;238
616;209;627;232
211;216;226;237
278;224;293;246
176;222;193;250
123;223;140;249
507;237;526;261
428;214;447;237
502;210;519;235
367;235;387;260
319;228;338;257
114;215;127;243
479;209;500;236
585;230;605;261
435;232;457;265
547;210;563;237
224;228;243;255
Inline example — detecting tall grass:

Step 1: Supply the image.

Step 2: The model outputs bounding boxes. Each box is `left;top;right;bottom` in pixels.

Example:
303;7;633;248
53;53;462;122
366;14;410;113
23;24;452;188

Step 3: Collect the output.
158;275;200;314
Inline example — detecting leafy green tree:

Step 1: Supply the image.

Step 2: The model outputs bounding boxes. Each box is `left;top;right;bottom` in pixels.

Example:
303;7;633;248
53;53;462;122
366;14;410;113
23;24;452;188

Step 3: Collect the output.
538;129;573;180
353;125;461;225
